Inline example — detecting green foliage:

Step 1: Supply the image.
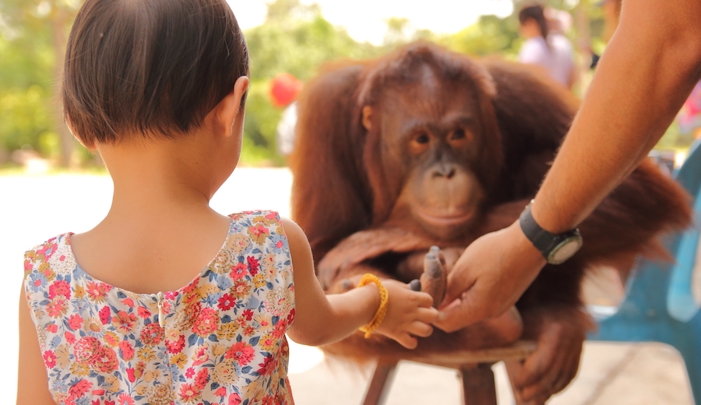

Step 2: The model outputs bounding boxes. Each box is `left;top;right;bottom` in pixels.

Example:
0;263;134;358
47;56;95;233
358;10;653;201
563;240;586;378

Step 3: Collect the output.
241;80;284;166
442;15;521;58
0;86;55;153
239;0;380;165
245;12;377;81
0;0;79;165
0;4;57;159
656;121;696;152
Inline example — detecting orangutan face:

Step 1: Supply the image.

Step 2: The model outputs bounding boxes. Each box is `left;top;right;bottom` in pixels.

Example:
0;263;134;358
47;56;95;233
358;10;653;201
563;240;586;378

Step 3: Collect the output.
362;71;496;240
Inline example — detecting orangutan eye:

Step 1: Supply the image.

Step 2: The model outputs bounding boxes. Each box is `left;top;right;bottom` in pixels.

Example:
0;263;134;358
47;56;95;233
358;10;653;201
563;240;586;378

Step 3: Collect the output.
451;129;466;140
415;133;430;144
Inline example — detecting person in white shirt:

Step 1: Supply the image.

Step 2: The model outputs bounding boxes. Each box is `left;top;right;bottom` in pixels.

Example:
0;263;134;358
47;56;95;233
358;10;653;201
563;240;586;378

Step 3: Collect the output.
518;4;576;89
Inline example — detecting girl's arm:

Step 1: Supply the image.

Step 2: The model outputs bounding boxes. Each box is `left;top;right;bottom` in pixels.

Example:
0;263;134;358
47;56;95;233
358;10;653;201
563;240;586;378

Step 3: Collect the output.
282;219;438;349
17;289;55;405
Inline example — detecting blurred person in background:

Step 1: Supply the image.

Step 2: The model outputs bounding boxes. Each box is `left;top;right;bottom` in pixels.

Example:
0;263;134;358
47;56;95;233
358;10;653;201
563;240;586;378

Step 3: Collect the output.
518;3;577;89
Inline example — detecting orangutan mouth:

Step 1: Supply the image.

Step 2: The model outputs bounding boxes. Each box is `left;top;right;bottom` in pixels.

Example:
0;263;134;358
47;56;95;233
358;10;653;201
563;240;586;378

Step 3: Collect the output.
415;209;474;227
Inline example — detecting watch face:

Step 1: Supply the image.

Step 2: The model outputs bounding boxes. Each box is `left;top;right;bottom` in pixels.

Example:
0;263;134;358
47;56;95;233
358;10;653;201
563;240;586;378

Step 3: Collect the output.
548;236;583;264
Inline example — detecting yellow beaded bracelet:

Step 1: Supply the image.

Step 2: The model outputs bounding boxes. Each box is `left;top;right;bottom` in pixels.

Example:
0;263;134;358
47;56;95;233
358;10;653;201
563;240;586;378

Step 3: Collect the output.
356;273;389;338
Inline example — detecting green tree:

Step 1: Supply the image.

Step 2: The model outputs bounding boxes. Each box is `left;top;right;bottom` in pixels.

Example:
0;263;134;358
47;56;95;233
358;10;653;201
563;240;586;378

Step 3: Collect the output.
442;15;520;58
240;0;380;165
245;3;376;81
0;0;80;167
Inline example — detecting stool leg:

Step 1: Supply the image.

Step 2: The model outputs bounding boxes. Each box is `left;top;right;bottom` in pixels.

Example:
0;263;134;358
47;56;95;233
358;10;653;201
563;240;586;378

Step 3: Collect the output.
460;363;497;405
362;361;399;405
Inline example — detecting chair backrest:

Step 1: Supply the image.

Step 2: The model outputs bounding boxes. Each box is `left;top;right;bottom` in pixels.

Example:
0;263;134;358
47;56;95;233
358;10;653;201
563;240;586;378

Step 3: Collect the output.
589;141;701;339
588;143;701;405
667;141;701;322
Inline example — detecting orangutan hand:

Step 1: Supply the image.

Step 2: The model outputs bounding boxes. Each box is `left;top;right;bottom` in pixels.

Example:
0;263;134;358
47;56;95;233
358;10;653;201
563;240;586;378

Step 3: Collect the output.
506;307;590;405
434;221;546;332
318;227;435;288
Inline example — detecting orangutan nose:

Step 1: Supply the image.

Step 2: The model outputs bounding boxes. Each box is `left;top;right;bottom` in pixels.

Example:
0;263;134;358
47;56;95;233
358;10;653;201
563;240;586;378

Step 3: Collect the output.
432;164;456;179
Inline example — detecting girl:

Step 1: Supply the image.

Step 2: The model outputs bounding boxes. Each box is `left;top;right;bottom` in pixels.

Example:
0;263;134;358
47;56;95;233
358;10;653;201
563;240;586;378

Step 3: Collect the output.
16;0;438;404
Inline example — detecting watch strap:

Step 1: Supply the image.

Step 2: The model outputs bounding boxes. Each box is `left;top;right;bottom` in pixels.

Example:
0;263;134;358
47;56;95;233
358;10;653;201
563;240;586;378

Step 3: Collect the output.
519;201;580;261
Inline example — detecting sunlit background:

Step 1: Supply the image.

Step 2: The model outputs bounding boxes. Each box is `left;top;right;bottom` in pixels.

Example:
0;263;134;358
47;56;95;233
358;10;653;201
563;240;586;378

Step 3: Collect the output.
4;0;690;172
229;0;516;44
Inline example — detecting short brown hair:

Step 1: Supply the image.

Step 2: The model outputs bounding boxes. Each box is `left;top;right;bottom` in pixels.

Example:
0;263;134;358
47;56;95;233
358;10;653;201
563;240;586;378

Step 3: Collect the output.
62;0;249;145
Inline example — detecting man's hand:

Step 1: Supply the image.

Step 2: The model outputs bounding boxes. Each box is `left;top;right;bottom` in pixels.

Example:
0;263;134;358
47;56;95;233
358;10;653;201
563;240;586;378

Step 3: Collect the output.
434;221;546;332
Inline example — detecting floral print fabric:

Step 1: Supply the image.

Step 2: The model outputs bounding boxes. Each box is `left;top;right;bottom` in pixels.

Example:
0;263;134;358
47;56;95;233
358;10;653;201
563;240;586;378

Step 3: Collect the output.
23;211;296;405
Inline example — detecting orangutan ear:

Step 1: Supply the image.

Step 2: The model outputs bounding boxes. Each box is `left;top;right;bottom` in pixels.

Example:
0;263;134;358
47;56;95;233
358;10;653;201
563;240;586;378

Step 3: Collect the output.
362;106;373;131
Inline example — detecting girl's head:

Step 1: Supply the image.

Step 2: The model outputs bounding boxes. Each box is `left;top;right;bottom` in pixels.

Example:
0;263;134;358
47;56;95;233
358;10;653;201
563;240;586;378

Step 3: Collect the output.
518;4;549;41
62;0;249;148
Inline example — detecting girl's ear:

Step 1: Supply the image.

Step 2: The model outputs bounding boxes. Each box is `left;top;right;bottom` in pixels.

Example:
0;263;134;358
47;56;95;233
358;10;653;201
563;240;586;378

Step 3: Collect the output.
214;76;250;137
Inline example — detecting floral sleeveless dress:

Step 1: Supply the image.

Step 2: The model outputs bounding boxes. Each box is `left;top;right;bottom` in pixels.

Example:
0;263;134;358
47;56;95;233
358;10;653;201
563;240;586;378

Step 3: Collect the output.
23;211;296;405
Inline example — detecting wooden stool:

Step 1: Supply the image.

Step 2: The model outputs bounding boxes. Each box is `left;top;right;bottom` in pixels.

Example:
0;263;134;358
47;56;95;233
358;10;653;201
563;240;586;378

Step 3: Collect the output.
361;341;536;405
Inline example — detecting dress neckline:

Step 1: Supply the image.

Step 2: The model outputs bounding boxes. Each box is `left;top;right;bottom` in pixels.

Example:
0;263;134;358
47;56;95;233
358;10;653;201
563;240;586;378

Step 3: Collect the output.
64;218;235;299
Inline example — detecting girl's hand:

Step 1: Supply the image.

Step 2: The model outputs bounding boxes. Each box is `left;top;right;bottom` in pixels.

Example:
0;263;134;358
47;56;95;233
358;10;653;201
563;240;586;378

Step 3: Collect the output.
374;279;438;349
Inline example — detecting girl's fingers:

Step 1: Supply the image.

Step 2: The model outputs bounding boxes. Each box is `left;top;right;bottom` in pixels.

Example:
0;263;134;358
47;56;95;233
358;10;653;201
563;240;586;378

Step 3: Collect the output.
412;291;434;308
417;307;439;323
407;321;433;338
395;333;418;349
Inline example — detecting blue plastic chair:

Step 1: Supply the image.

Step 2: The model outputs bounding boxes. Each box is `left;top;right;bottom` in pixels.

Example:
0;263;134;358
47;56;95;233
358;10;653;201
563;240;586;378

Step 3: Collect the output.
588;142;701;404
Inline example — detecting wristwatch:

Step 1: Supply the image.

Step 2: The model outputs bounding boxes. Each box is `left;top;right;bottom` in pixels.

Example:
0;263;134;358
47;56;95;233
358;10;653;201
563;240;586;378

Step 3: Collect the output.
519;201;583;265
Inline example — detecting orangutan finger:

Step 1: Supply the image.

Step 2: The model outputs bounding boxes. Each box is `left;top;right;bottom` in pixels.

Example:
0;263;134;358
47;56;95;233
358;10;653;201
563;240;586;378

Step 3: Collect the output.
519;332;580;402
518;343;568;400
529;392;549;405
514;345;556;389
518;362;562;401
515;323;564;388
552;346;582;394
518;377;552;405
550;334;583;394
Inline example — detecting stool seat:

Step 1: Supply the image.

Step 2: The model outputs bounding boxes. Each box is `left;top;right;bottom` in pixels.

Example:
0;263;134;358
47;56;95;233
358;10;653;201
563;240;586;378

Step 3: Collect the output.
400;340;536;368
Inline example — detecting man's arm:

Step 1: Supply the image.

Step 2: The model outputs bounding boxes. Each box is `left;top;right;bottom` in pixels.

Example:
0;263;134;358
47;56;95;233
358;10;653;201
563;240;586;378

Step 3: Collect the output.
436;0;701;331
533;0;701;232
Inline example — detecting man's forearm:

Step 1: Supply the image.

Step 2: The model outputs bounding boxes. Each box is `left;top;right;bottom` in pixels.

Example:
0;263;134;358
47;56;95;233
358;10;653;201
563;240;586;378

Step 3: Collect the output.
532;0;701;233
